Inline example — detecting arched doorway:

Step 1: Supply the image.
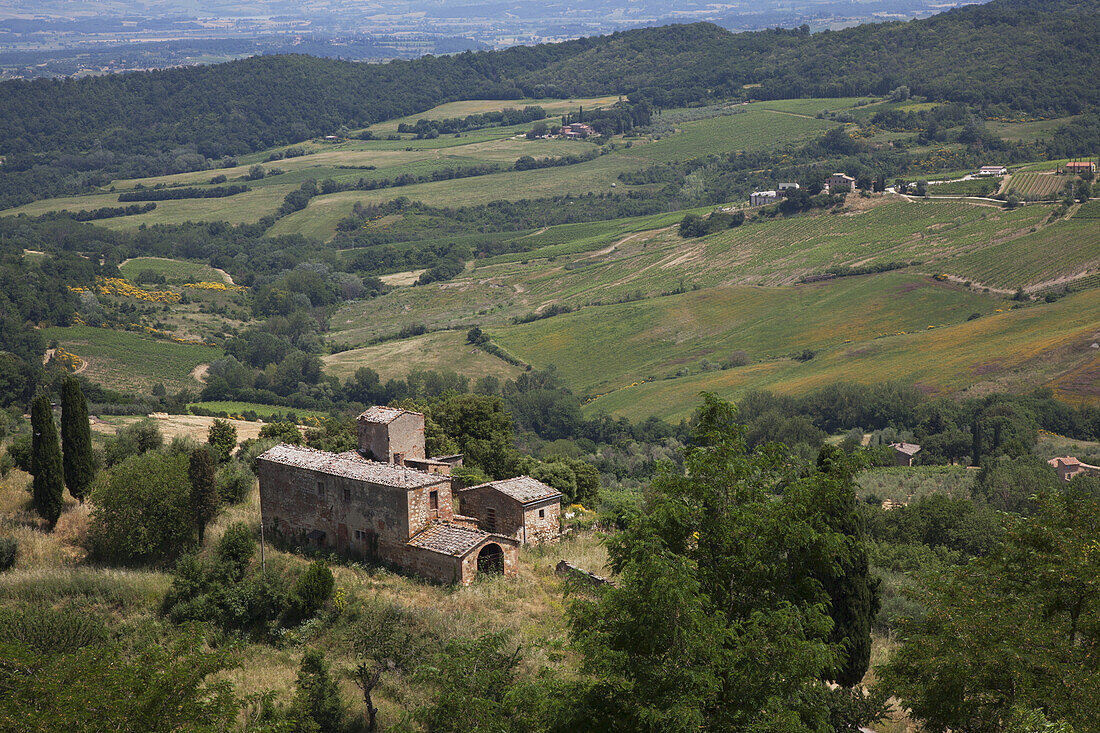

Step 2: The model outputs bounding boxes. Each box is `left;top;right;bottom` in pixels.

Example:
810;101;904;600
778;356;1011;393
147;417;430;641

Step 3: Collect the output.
476;543;504;575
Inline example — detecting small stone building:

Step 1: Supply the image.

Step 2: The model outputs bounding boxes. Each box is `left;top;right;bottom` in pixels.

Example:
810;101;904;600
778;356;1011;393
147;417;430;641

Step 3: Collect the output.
257;442;518;585
1049;456;1100;482
889;442;922;466
458;476;562;545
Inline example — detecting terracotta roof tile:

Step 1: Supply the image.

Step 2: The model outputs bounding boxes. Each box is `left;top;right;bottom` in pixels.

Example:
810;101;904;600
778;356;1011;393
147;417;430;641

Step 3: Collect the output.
407;523;495;557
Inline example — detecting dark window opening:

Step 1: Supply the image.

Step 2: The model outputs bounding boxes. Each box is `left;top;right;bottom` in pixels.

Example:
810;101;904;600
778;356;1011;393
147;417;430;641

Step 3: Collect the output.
343;488;351;503
393;452;405;465
539;509;545;518
316;481;325;498
486;507;497;532
429;490;439;511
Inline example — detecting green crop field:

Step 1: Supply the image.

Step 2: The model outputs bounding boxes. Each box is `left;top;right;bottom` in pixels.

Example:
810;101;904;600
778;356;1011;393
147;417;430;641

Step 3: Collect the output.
580;287;1100;421
42;326;221;393
945;217;1100;290
365;96;621;133
491;272;1008;396
986;116;1077;143
322;330;524;383
118;257;232;284
634;110;838;162
928;178;1001;196
188;401;329;421
3;183;297;229
267;153;646;240
1006;171;1073;199
751;97;876;116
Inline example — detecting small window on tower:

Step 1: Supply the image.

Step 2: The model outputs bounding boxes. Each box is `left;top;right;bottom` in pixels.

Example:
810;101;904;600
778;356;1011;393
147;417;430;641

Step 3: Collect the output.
343;488;351;503
539;509;545;518
486;507;497;532
429;490;439;511
316;481;325;498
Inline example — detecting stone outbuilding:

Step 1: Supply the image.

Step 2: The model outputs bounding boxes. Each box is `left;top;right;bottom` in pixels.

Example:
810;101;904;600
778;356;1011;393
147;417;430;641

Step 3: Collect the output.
257;443;518;585
357;406;425;464
889;442;922;466
458;476;562;545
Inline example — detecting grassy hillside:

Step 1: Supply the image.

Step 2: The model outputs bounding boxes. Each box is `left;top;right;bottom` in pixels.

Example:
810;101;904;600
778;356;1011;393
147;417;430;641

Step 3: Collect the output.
491;272;1008;396
323;330;525;383
581;287;1100;420
118;257;232;284
633;109;838;161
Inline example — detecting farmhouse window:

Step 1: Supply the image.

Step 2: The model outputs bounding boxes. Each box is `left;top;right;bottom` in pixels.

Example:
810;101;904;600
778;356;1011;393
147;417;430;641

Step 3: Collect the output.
343;488;351;503
486;508;497;532
539;509;545;518
316;481;325;498
429;490;439;511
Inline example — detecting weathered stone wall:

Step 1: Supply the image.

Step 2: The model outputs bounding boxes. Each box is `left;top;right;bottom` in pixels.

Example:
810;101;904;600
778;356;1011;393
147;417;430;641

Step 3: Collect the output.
407;482;454;535
257;458;448;564
403;545;464;584
523;499;561;544
458;488;527;542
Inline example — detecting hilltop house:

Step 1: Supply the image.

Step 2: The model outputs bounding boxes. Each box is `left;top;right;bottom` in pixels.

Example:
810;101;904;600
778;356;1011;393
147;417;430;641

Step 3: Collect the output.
889;442;922;466
826;173;856;190
1065;161;1096;173
257;407;561;584
977;165;1007;176
1048;456;1100;482
778;182;801;195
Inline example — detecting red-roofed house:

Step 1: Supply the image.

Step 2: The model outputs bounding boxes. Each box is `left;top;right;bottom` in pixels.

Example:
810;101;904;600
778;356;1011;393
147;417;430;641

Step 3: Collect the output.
1048;456;1100;482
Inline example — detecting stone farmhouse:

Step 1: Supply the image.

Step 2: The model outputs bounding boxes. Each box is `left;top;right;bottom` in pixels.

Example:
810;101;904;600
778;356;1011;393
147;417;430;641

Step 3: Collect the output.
889;441;922;466
458;476;563;545
257;407;561;585
560;122;595;139
826;172;856;190
1048;456;1100;482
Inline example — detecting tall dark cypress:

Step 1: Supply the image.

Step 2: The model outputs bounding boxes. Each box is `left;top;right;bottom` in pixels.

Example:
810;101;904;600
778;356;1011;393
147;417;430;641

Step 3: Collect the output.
60;376;95;503
189;447;218;545
30;392;64;528
815;445;881;687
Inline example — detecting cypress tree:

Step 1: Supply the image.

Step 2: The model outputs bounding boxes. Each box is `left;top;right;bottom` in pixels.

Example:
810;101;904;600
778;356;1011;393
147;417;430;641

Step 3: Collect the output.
60;376;95;503
189;447;218;545
30;392;64;528
815;445;881;687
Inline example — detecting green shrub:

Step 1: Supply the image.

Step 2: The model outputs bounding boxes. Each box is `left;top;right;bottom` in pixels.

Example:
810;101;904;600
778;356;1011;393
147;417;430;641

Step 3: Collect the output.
288;561;334;623
5;435;31;473
0;604;108;654
215;460;254;504
0;536;17;571
90;450;194;565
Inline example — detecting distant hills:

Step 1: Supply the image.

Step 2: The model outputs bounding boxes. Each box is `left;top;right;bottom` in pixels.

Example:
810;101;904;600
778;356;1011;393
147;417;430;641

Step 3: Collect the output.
0;0;1096;159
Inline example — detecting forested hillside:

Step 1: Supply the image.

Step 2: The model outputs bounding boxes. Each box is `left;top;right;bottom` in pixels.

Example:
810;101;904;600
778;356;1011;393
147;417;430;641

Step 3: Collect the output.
1;0;1096;162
